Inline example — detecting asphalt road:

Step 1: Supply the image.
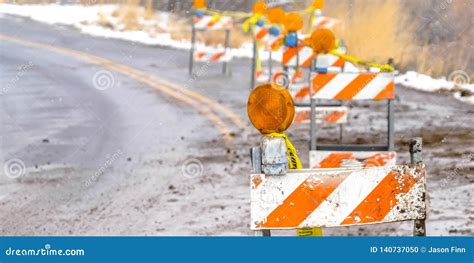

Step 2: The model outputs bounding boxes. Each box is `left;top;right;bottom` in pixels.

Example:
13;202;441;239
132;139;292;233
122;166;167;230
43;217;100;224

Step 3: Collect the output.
0;15;472;236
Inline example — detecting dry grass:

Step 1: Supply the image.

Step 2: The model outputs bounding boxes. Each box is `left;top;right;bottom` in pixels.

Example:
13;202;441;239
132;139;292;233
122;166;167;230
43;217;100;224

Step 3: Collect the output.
317;0;472;78
323;0;414;69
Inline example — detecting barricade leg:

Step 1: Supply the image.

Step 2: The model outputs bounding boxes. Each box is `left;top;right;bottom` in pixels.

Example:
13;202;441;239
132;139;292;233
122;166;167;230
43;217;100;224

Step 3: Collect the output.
188;24;196;76
410;137;426;236
251;37;257;89
250;146;271;236
222;29;231;75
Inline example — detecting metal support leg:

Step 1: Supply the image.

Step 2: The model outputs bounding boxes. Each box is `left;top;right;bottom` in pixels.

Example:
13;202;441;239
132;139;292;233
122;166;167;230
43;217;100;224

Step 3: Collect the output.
339;124;343;143
410;138;426;236
222;29;231;75
188;24;196;76
250;147;262;174
388;99;394;151
250;146;271;237
254;230;271;236
251;37;257;90
310;98;317;151
268;50;273;82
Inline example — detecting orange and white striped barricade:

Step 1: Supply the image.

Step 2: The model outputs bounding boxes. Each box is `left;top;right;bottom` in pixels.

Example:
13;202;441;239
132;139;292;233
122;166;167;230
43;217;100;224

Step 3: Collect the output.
251;138;426;236
310;151;396;168
254;24;269;42
251;24;268;88
313;16;340;30
189;15;233;75
309;72;396;168
310;72;395;100
193;49;231;63
314;53;348;72
252;25;285;87
289;82;311;104
251;164;426;232
294;106;348;125
282;44;316;69
193;15;233;31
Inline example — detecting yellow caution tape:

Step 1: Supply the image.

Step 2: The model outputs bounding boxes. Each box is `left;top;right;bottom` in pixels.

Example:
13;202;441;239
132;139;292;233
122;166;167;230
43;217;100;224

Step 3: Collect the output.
265;133;302;170
242;14;262;32
210;14;222;23
297;228;323;236
329;50;395;72
292;6;316;15
307;10;316;34
205;8;251;18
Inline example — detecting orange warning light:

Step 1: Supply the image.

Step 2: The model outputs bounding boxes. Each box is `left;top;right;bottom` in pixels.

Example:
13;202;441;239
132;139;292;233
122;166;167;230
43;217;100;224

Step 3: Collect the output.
310;28;336;53
267;8;285;24
312;0;325;10
283;13;303;32
247;83;295;134
194;0;206;9
253;1;268;15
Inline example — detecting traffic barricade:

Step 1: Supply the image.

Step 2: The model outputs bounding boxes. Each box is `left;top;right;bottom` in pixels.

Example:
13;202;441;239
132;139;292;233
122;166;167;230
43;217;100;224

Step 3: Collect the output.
189;13;233;75
250;138;427;236
309;72;396;168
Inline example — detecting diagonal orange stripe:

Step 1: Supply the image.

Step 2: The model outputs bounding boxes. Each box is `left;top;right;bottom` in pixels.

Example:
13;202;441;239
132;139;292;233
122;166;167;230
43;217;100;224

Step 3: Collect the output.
292;69;304;81
282;47;298;65
294;110;310;123
324;111;345;123
316;19;330;29
256;173;349;228
334;74;377;100
312;73;337;94
301;53;316;67
332;58;345;67
207;20;216;28
195;51;206;59
374;82;395;100
341;170;417;225
295;86;310;99
256;28;269;40
319;153;353;168
211;52;224;62
363;152;395;167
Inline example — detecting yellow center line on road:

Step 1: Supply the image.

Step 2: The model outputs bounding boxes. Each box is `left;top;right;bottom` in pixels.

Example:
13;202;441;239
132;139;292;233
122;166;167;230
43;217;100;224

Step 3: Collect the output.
0;34;245;141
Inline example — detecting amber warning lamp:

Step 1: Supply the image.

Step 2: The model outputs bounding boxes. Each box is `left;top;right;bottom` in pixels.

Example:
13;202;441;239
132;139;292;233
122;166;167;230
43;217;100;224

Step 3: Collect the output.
253;0;268;15
267;8;285;24
247;83;295;134
309;28;336;54
194;0;206;9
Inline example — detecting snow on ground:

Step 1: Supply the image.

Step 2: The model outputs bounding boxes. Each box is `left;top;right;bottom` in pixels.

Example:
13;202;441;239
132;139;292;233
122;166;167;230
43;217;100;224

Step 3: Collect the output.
0;3;472;103
396;71;474;104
